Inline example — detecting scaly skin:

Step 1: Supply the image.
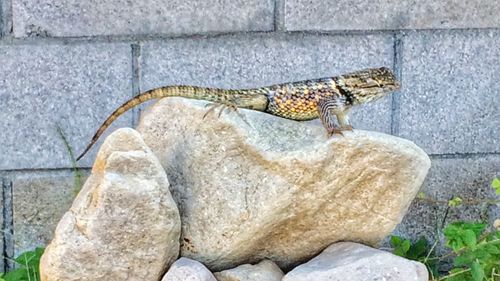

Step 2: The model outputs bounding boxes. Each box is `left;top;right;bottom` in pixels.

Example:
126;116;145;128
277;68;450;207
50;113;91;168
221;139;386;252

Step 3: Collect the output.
76;67;400;161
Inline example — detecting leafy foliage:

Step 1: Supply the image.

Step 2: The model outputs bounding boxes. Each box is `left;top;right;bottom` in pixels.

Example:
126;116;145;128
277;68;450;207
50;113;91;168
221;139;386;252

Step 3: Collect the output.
391;224;500;281
390;235;439;277
444;222;500;281
0;248;44;281
444;222;486;251
391;178;500;281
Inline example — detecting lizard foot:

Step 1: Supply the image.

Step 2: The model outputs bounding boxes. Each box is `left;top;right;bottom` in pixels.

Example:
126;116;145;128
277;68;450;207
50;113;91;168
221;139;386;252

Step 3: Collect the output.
339;125;353;131
327;128;344;137
203;102;252;127
326;125;353;137
203;102;239;119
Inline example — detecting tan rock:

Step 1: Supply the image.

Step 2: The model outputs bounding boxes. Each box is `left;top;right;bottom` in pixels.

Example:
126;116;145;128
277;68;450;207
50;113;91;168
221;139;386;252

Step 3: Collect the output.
40;128;181;281
214;260;284;281
137;98;431;270
283;242;428;281
162;258;217;281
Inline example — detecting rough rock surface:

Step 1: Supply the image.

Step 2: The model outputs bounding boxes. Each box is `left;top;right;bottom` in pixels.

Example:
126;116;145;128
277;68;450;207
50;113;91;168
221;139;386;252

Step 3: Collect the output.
137;98;431;270
283;242;428;281
40;128;181;281
162;258;217;281
214;260;284;281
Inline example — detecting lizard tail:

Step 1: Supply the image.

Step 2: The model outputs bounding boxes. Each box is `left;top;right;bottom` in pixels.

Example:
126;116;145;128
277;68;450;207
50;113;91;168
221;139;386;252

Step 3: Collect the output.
76;85;268;161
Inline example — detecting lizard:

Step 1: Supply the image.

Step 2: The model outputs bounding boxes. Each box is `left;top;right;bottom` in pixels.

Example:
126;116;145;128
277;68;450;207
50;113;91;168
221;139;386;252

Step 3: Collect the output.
76;67;400;161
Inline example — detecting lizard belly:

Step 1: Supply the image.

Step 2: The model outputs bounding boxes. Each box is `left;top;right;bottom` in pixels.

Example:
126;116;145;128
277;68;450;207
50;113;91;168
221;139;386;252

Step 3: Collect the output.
265;90;320;121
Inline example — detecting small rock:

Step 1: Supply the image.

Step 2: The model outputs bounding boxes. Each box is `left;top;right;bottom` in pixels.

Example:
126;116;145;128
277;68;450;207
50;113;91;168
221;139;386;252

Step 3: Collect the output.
162;258;217;281
214;260;284;281
283;242;428;281
40;128;181;281
137;98;431;270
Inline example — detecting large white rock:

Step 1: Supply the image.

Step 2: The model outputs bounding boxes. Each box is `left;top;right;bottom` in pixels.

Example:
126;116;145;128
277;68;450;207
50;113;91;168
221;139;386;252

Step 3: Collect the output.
214;260;284;281
40;128;181;281
283;242;429;281
162;258;217;281
137;98;431;270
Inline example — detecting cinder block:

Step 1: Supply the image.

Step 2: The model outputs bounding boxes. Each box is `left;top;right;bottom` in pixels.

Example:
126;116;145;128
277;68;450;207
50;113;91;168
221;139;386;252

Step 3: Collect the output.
0;178;5;271
285;0;500;31
391;155;500;243
141;34;395;134
399;30;500;154
12;0;274;37
0;1;3;37
0;43;133;169
12;170;89;256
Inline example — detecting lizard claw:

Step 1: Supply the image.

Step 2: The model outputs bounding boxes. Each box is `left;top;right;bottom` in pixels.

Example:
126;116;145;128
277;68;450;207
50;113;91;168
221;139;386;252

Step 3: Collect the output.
326;125;353;137
203;102;239;119
327;128;344;137
202;101;251;127
217;104;238;118
203;103;223;119
340;125;353;131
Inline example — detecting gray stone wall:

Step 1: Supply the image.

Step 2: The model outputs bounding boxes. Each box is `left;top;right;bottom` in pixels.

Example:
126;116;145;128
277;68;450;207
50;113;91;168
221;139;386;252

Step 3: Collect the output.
1;0;499;272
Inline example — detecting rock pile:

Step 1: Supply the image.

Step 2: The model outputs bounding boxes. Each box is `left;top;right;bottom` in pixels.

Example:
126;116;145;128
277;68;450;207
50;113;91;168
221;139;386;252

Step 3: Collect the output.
40;98;431;281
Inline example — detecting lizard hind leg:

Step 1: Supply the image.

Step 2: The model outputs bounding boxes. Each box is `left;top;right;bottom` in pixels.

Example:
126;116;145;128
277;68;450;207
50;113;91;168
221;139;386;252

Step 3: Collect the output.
202;100;239;119
202;100;252;127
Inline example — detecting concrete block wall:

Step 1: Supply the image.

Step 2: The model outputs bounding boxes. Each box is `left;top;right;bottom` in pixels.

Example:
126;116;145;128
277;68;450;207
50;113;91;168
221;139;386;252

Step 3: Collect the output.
1;0;499;272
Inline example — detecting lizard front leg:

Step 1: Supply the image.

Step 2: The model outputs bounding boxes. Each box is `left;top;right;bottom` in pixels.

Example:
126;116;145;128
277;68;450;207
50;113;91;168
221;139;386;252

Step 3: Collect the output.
335;110;353;131
317;96;352;136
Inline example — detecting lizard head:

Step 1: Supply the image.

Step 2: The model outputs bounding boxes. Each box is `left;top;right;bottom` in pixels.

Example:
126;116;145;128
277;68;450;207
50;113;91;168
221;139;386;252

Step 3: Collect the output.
338;67;401;105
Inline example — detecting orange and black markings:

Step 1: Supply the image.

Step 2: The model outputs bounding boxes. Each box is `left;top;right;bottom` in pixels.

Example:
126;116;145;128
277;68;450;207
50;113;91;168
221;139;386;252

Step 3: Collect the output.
265;78;338;120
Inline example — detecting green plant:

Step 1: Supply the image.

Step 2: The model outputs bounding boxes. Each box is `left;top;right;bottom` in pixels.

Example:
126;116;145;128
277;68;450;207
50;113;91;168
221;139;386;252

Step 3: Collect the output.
492;178;500;195
390;235;439;277
0;248;44;281
56;124;84;194
390;178;500;281
442;222;500;281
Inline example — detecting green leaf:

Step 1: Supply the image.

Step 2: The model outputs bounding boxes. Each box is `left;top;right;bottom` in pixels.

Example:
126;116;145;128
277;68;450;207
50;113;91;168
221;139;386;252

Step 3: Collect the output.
407;237;429;260
390;235;403;246
402;240;411;252
446;235;465;252
448;196;464;207
466;223;487;237
470;260;485;281
417;191;426;199
396;240;411;257
445;224;460;236
390;236;411;257
483;243;500;255
492;178;500;195
15;247;44;268
455;251;475;266
446;268;473;281
3;268;28;281
463;229;477;249
3;247;45;281
445;223;488;252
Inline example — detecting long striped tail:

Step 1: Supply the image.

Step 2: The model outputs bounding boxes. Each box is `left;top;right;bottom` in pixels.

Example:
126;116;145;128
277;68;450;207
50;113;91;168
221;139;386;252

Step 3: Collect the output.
76;85;268;161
